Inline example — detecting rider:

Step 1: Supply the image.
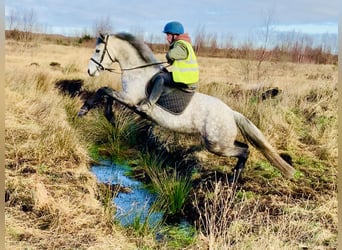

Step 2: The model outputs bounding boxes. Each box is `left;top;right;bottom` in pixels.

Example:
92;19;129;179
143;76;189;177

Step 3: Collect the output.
138;21;199;109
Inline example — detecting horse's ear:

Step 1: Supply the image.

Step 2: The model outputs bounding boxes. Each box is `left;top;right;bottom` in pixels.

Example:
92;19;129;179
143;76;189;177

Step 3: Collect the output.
99;33;105;40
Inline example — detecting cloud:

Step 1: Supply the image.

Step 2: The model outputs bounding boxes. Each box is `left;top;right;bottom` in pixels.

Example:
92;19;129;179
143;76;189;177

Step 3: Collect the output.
272;22;338;34
5;0;338;37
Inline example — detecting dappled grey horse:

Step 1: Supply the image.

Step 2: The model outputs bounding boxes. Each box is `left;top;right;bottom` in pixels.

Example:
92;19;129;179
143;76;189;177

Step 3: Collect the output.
78;33;295;179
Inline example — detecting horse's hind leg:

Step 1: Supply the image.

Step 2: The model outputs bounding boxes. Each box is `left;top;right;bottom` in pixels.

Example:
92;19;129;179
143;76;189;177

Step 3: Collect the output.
231;141;249;174
205;139;249;181
224;142;249;182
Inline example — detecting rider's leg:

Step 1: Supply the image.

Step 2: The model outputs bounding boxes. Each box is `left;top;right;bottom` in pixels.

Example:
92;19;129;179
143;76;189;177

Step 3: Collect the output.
137;74;165;110
147;74;165;105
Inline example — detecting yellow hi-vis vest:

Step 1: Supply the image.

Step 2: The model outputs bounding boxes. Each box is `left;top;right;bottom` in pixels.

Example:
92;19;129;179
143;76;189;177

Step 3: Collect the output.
171;40;199;84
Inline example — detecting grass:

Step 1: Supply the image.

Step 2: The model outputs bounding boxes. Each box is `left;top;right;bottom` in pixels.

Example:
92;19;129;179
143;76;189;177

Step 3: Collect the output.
151;168;192;217
5;44;138;249
5;38;337;249
137;151;192;217
193;180;337;249
75;106;148;163
158;223;198;249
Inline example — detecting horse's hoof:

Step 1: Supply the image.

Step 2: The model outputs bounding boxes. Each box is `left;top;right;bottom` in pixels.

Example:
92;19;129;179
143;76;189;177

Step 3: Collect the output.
228;175;237;184
78;106;89;117
228;169;243;184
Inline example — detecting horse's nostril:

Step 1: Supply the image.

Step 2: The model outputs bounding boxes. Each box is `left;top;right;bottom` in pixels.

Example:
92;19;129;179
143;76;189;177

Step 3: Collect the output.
87;69;91;75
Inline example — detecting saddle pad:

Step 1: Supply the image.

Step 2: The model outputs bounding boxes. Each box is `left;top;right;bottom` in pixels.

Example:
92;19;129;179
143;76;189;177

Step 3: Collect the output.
155;88;194;115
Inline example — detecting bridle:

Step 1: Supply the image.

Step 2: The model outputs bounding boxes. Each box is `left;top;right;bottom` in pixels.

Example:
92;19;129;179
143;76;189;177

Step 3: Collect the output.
90;34;167;74
91;34;115;71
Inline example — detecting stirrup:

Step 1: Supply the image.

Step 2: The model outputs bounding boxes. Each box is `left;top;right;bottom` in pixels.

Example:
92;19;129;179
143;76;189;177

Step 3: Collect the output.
136;99;153;112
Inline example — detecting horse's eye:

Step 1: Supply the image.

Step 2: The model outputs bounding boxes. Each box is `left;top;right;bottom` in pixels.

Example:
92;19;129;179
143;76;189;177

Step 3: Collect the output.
95;49;100;53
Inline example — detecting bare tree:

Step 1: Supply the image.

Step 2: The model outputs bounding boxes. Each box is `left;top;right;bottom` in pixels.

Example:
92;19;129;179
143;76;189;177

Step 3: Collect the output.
6;9;19;30
194;25;206;53
320;33;337;54
220;33;234;49
208;32;218;54
255;8;275;80
93;16;113;36
6;8;39;43
239;37;255;81
130;25;145;41
21;8;37;41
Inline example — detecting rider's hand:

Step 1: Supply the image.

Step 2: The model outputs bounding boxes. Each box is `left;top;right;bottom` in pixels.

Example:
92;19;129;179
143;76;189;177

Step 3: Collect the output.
166;53;174;64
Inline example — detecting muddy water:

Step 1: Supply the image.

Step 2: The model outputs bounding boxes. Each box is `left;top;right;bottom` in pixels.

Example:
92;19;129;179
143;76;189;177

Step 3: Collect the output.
91;160;163;227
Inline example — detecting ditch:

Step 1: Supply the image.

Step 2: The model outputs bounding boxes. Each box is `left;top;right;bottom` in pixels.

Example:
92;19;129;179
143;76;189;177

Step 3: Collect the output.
91;160;163;228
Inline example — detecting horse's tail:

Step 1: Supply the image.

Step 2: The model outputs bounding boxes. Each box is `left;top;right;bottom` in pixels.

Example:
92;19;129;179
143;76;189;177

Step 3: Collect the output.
233;111;296;178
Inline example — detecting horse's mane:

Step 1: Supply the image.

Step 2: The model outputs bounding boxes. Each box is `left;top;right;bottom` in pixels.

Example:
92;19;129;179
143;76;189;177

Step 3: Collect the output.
114;32;159;64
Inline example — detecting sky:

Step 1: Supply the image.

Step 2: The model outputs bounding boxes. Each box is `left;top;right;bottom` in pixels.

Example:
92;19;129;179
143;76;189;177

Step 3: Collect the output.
4;0;339;46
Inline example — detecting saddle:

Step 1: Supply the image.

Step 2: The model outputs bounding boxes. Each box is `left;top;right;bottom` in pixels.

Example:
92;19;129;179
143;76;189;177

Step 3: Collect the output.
146;76;195;115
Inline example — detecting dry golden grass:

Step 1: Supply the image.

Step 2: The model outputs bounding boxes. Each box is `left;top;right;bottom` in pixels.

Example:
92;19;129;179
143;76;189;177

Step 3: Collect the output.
5;39;337;249
5;41;138;249
192;180;337;250
155;44;337;249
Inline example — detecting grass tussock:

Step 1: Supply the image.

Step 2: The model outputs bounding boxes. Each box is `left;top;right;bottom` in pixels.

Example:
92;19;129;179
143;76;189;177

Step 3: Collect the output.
5;39;337;249
139;151;192;217
76;106;149;162
5;43;138;249
193;181;337;249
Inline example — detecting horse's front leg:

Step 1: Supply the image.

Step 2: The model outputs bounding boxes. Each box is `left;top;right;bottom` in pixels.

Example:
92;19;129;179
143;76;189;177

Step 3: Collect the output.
78;87;114;116
110;91;135;108
97;86;136;107
96;87;136;107
103;96;114;124
78;87;135;117
77;87;115;123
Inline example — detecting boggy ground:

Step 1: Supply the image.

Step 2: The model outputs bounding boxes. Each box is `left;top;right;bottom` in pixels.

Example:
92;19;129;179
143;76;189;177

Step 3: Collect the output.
119;69;337;248
130;99;336;248
5;39;337;249
134;95;334;212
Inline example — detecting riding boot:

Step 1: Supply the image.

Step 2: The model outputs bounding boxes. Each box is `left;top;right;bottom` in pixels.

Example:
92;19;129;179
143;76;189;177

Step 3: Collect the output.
137;74;165;113
148;75;164;105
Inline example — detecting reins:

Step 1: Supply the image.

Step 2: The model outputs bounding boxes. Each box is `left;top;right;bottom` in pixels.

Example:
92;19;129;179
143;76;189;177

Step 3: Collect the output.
91;57;168;74
91;34;168;74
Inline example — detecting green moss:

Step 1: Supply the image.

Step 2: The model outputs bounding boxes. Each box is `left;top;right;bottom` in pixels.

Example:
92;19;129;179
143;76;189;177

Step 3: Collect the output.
159;223;197;249
253;160;282;179
235;190;256;200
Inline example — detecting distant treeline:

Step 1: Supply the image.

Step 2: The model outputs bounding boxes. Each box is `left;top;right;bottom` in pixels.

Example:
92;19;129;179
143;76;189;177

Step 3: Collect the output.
5;29;337;65
148;42;337;65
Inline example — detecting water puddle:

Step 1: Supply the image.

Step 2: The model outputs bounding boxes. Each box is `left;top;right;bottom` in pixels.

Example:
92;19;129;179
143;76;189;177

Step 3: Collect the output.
91;160;163;227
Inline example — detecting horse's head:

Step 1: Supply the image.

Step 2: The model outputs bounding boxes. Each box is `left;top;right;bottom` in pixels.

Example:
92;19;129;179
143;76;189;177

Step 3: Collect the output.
88;33;116;76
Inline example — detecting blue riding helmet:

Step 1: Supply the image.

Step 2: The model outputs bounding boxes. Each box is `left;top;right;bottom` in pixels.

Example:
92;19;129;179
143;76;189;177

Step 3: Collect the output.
163;21;184;35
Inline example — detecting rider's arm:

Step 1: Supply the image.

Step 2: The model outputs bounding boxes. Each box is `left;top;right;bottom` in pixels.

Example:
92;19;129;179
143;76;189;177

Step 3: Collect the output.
166;42;188;61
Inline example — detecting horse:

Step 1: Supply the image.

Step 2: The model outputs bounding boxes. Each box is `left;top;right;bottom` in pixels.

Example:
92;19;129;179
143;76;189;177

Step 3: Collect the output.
78;32;296;180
